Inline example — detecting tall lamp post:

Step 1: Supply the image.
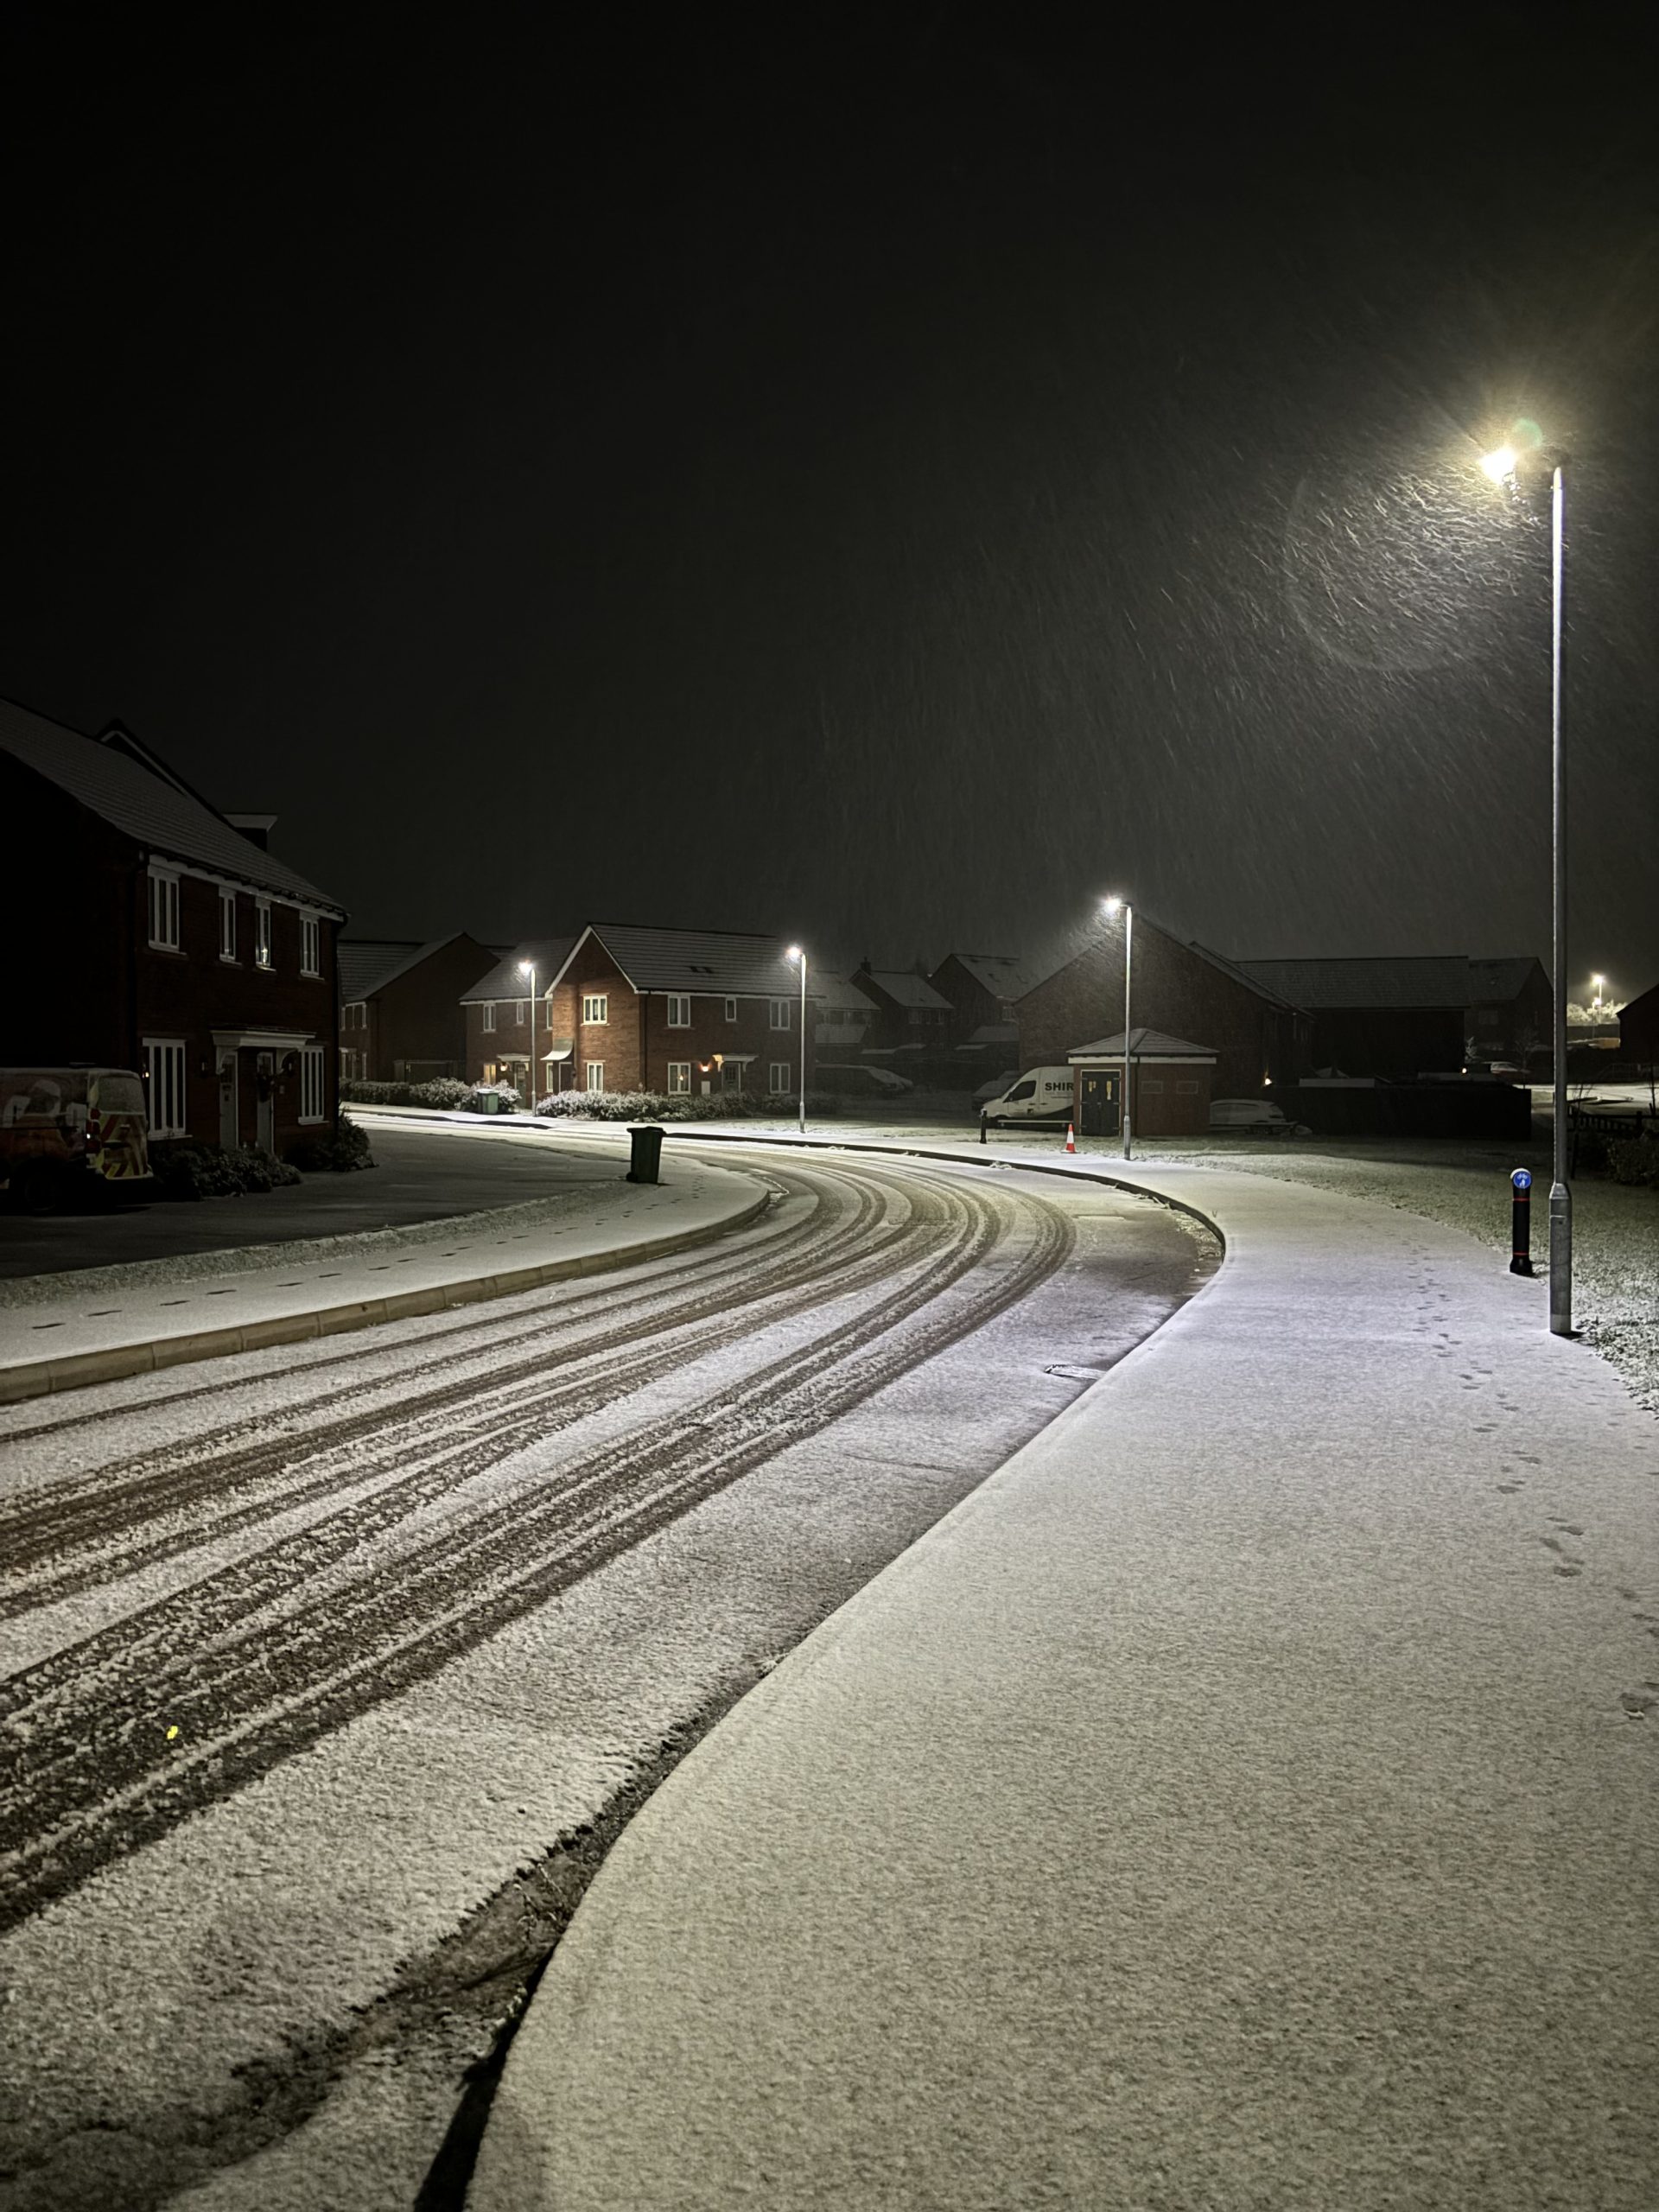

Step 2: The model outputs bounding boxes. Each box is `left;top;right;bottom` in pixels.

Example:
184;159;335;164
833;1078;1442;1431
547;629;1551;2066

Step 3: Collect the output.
518;960;537;1109
1479;441;1571;1335
786;945;808;1136
1102;896;1133;1160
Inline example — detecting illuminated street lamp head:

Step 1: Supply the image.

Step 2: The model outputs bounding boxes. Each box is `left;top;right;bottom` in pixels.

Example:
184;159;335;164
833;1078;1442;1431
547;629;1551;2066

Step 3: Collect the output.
518;959;532;978
1478;444;1518;484
786;944;804;963
1101;896;1123;918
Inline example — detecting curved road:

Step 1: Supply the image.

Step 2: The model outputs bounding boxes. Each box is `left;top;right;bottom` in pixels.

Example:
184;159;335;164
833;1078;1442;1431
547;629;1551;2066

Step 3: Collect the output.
0;1143;1214;2212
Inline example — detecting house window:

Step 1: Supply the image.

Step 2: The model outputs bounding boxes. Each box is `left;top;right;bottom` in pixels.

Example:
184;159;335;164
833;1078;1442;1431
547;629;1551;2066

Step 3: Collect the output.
666;994;690;1027
585;1061;606;1092
341;1001;366;1032
512;1000;526;1027
770;999;790;1030
147;868;180;950
300;915;321;976
481;1002;497;1033
582;993;608;1025
219;888;237;961
724;997;737;1021
481;1061;498;1084
142;1039;188;1135
254;901;273;969
667;1061;691;1094
300;1045;327;1122
769;1061;792;1095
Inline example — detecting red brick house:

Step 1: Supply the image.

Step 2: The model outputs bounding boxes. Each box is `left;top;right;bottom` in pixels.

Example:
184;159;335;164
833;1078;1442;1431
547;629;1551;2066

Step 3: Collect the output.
463;925;817;1098
339;932;502;1083
849;964;955;1077
928;951;1047;1084
0;697;345;1152
1017;911;1308;1103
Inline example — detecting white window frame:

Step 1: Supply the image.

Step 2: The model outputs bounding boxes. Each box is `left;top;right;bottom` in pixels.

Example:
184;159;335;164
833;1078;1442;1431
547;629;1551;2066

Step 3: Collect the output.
666;1060;691;1094
666;994;691;1028
770;998;791;1031
585;1061;606;1092
299;1044;327;1122
142;1037;188;1135
769;1061;792;1095
724;996;738;1021
147;867;181;950
219;887;237;962
481;1002;497;1033
582;993;608;1025
254;900;273;970
300;914;321;976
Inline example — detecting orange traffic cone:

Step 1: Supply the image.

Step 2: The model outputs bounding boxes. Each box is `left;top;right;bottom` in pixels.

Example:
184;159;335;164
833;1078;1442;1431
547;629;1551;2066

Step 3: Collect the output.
1065;1122;1077;1154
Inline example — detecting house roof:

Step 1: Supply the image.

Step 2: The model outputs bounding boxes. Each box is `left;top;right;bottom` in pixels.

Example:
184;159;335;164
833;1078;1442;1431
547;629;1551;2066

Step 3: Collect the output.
939;952;1051;1001
855;968;953;1010
815;972;880;1016
1068;1027;1218;1062
339;938;467;1001
1467;956;1547;1001
0;696;343;912
1007;910;1305;1014
556;924;817;999
1233;956;1520;1011
461;936;582;1003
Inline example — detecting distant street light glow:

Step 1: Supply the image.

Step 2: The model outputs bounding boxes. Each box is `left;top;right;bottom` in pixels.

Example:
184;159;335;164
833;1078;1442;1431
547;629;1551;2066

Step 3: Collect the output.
1479;444;1518;483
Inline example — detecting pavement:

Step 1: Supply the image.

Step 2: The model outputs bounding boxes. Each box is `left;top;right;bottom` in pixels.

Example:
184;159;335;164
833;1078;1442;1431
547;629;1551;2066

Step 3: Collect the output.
471;1139;1659;2212
0;1126;767;1403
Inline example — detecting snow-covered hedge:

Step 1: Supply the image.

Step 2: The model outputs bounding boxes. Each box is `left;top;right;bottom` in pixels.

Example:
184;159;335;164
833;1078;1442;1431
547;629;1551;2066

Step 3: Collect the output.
341;1077;474;1109
532;1089;835;1124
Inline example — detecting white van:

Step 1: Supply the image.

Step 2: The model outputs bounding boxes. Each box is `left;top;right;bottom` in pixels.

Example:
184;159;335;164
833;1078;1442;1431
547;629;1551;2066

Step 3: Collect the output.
980;1066;1074;1128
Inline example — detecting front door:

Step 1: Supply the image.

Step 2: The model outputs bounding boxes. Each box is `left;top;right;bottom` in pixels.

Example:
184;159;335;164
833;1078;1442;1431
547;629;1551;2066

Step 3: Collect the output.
1079;1069;1120;1137
218;1052;238;1149
256;1052;275;1152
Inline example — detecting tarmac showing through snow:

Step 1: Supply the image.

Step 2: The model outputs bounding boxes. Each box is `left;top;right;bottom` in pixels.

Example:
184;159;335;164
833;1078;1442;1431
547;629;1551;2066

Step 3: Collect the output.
0;1143;1213;2212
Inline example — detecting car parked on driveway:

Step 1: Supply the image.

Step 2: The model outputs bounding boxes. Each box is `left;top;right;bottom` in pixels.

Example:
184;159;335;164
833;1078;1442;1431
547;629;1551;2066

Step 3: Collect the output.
1209;1097;1300;1135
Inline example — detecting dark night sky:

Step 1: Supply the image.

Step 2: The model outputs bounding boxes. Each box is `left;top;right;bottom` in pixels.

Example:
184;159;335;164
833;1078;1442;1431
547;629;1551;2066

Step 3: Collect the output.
4;5;1656;991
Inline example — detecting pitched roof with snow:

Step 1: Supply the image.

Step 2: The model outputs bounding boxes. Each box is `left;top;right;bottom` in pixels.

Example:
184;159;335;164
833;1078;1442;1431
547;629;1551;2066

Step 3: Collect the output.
1067;1027;1218;1061
939;952;1050;1001
462;936;582;1002
568;924;816;998
814;972;880;1015
0;696;343;912
855;968;953;1010
337;937;490;1001
1235;956;1490;1011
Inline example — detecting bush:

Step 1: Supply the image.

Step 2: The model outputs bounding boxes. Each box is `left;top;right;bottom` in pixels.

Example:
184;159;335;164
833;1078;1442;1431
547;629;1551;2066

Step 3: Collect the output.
149;1141;302;1201
1606;1135;1659;1188
283;1121;376;1173
531;1089;841;1124
340;1077;473;1109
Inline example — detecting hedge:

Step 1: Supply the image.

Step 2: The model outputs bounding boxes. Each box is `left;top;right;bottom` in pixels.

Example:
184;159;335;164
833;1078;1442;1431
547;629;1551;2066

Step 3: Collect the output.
149;1141;302;1200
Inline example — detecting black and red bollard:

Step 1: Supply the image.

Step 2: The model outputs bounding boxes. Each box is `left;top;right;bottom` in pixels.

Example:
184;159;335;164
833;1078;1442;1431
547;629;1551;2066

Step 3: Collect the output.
1510;1167;1534;1275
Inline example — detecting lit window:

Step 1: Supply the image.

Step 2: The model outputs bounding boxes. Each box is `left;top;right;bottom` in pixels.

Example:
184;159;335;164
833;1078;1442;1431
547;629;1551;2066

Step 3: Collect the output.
666;994;690;1027
769;1061;791;1094
770;999;790;1031
585;1061;606;1092
582;993;608;1025
219;888;237;961
481;1002;497;1033
255;902;273;969
300;915;321;976
667;1061;691;1094
147;868;181;950
143;1039;188;1135
300;1045;326;1122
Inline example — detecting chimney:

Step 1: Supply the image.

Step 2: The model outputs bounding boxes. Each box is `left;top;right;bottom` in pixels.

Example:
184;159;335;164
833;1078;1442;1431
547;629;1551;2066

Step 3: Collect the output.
225;812;277;851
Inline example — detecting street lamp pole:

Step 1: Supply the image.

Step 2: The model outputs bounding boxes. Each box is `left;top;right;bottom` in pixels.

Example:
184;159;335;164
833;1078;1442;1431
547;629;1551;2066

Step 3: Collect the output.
1102;897;1133;1160
518;960;536;1109
787;945;808;1135
1548;462;1572;1336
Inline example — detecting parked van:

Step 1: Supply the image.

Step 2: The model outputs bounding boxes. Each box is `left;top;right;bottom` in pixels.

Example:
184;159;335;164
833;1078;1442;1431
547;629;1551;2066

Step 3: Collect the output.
0;1067;153;1213
980;1066;1074;1128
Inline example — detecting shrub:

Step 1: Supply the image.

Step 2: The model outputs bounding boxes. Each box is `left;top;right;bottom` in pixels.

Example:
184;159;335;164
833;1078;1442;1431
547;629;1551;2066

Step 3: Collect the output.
531;1089;841;1124
149;1141;302;1200
284;1121;376;1173
1606;1135;1659;1188
340;1077;473;1109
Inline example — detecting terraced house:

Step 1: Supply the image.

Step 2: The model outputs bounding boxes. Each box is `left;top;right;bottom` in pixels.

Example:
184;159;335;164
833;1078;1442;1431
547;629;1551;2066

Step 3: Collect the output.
462;925;817;1098
0;697;345;1151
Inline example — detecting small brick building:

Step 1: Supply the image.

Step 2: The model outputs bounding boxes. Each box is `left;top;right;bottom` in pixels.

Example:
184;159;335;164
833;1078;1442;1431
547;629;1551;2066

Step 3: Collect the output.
0;697;344;1153
463;924;817;1099
1067;1028;1217;1138
340;932;502;1083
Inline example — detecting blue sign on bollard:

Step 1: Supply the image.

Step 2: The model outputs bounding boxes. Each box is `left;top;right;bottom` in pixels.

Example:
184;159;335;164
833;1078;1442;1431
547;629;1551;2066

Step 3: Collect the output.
1512;1168;1532;1192
1510;1168;1534;1274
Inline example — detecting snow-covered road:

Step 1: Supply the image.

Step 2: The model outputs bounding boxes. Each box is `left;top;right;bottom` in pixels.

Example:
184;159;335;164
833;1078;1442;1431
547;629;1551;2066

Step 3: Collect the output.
0;1145;1213;2211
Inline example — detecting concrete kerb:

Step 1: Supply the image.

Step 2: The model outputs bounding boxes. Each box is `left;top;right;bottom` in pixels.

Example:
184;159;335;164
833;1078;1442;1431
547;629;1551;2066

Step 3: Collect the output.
0;1187;771;1407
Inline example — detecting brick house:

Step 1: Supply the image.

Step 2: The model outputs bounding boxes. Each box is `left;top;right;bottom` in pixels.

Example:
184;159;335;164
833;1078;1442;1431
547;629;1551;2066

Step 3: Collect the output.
928;951;1047;1084
0;696;344;1151
1016;912;1307;1103
849;965;955;1077
339;932;502;1083
1619;980;1659;1070
1233;955;1552;1078
464;925;817;1098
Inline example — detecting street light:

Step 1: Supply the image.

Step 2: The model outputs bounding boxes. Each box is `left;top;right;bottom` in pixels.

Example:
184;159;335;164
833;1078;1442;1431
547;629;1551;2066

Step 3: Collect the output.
1478;437;1571;1334
1101;896;1133;1160
786;945;807;1136
1592;974;1605;1012
518;960;536;1108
